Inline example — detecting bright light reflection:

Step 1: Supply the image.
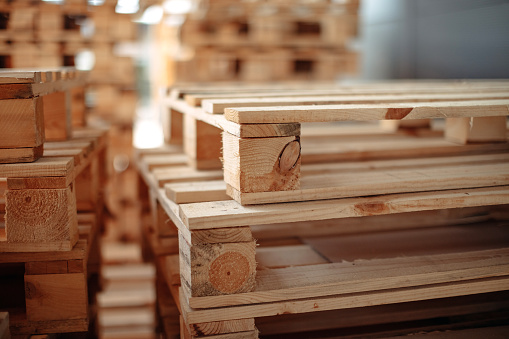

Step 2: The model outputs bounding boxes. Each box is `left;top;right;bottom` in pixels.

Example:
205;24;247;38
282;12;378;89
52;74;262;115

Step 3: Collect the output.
136;5;164;24
163;0;192;14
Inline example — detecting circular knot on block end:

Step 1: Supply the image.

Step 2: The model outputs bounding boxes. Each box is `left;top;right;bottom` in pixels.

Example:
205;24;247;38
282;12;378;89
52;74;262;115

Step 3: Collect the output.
209;252;251;294
279;140;301;173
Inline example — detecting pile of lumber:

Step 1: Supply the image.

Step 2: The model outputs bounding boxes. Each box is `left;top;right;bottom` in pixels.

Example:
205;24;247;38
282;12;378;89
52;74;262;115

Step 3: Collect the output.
162;0;359;83
0;0;138;124
0;68;109;337
136;80;509;338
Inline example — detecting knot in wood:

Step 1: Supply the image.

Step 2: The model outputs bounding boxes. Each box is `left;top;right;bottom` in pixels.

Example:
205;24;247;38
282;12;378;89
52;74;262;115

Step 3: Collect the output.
279;140;301;173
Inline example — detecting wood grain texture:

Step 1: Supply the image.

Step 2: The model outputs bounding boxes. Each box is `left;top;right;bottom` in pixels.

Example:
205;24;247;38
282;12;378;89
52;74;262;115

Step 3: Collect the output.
179;233;256;297
165;180;229;204
188;245;509;308
189;318;255;337
223;132;301;193
184;115;223;170
0;157;73;180
153;166;223;188
0;144;44;164
5;185;78;251
445;116;508;144
179;186;509;229
225;100;509;124
0;97;44;148
202;91;509;114
42;91;71;141
169;98;300;138
24;273;88;321
228;161;509;205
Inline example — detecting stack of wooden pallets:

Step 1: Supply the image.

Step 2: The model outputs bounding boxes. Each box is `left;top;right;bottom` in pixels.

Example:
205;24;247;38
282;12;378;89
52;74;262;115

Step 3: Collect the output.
164;0;358;83
0;68;109;337
136;80;509;338
0;0;138;124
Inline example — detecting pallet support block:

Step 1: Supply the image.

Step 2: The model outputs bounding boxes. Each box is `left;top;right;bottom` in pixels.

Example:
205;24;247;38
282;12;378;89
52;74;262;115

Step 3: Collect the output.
0;97;45;164
24;272;88;322
163;108;184;145
223;131;301;193
75;158;99;212
179;229;256;297
5;183;78;251
43;91;71;141
445;116;507;144
184;115;223;169
71;87;86;127
150;189;178;238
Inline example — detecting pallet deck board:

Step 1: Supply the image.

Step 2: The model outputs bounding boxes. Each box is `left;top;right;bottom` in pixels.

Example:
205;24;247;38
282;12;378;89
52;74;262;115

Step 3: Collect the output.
178;186;509;230
229;161;509;205
203;92;509;114
224;100;509;124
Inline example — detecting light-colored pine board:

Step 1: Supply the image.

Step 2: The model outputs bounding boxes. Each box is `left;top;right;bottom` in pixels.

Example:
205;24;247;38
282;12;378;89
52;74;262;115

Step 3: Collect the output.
5;185;78;251
203;92;509;114
0;144;43;164
228;161;509;204
445;116;508;144
225;100;509;124
165;180;229;204
183;82;509;106
152;166;223;188
181;274;509;324
170;98;300;138
25;273;88;322
303;223;509;263
178;186;509;229
0;98;44;149
250;206;496;240
142;154;188;171
164;153;509;204
300;135;509;164
256;245;329;269
0;239;87;263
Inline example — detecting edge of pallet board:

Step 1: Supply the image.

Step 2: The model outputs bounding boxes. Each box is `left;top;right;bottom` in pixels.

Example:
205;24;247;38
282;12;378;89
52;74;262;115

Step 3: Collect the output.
169;98;301;138
224;100;509;124
185;246;509;308
228;161;509;205
202;92;509;114
180;276;509;324
178;186;509;229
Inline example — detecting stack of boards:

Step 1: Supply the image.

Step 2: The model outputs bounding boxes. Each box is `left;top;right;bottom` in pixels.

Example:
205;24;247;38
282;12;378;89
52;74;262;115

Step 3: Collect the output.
0;68;109;337
136;80;509;338
168;0;358;83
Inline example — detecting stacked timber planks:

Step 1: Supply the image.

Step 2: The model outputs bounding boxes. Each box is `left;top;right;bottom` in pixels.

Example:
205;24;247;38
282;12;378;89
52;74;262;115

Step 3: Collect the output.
164;0;358;83
0;68;109;336
0;68;88;163
0;127;108;336
136;80;509;338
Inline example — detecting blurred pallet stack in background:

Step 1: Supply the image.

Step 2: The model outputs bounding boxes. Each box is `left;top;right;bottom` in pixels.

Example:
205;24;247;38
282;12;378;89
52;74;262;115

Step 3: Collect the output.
157;0;359;86
0;68;108;338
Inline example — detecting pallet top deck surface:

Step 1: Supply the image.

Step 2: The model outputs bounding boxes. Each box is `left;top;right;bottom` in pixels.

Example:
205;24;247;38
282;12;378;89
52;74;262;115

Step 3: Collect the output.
0;67;88;99
167;81;509;130
0;127;107;188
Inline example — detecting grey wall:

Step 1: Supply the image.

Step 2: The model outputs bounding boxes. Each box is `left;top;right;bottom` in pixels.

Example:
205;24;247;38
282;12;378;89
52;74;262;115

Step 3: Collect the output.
360;0;509;79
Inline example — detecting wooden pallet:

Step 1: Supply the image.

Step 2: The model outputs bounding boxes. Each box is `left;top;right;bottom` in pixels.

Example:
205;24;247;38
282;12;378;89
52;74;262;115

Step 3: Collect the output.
0;213;101;336
164;81;509;205
135;146;509;338
0;127;108;252
0;68;88;164
176;47;357;82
